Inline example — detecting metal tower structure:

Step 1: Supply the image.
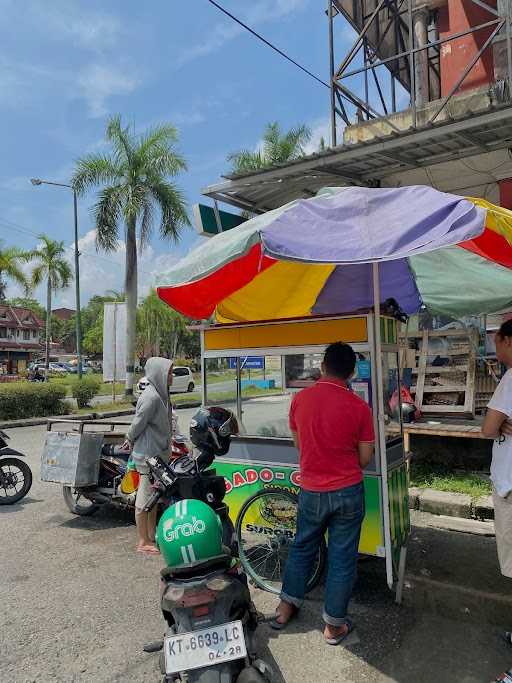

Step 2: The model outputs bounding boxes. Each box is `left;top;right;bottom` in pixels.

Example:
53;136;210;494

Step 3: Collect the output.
328;0;512;145
201;1;512;216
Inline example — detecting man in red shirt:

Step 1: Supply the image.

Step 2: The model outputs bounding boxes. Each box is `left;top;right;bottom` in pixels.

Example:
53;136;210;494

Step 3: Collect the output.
271;342;374;645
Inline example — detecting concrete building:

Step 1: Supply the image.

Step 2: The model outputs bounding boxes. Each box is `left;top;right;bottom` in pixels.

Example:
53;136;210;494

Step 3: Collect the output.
52;307;75;322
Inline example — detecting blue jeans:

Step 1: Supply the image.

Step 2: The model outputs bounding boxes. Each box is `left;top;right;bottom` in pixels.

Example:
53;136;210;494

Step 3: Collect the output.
281;482;365;627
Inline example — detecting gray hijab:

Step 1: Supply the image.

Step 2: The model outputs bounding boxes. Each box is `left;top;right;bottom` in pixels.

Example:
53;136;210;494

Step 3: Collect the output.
144;357;173;405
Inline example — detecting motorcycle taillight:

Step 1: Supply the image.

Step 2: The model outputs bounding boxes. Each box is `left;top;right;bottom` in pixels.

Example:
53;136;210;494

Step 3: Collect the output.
192;605;210;617
181;588;216;608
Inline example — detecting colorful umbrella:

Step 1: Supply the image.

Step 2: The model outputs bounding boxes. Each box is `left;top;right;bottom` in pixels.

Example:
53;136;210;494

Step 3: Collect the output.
157;186;512;322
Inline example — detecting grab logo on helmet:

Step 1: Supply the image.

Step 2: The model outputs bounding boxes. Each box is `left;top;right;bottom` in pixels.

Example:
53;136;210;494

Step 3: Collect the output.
163;516;206;542
162;500;207;542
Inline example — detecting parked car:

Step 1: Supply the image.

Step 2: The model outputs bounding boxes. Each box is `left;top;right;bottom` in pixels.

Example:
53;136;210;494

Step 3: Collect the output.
49;362;68;374
133;366;195;403
67;362;94;375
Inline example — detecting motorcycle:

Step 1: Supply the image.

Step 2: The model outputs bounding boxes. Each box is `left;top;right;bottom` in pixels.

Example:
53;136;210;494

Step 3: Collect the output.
142;408;272;683
62;431;191;516
0;429;33;504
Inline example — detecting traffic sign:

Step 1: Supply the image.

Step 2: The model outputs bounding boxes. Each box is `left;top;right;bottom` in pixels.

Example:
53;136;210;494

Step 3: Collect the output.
228;356;264;370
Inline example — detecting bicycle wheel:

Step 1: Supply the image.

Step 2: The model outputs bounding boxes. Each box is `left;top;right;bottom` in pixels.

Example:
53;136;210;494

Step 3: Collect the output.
235;488;326;595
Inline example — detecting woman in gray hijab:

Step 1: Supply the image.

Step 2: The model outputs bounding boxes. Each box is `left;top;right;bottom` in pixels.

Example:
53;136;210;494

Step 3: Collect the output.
123;357;173;554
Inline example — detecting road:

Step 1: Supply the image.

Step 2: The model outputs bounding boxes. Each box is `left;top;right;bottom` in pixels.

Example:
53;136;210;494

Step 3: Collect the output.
2;423;512;682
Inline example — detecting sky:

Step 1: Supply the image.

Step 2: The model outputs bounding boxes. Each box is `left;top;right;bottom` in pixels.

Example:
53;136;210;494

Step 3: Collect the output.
0;0;368;308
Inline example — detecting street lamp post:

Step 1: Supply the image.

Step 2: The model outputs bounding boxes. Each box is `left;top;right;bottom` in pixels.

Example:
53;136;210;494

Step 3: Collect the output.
30;178;83;380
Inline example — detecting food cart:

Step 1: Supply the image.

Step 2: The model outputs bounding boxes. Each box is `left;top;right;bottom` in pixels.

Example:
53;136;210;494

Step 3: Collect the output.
158;185;512;600
200;312;409;598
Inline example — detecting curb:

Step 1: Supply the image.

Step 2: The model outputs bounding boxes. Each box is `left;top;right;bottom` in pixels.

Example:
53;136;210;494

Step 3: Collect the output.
174;400;201;410
0;408;135;430
409;486;494;520
0;399;202;430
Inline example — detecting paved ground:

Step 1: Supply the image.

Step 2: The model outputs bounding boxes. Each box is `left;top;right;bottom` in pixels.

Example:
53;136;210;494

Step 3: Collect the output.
2;423;512;682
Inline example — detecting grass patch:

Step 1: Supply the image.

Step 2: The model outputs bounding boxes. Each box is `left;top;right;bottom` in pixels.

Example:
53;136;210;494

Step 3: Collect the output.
72;400;133;415
205;371;236;385
174;392;201;405
410;461;491;500
48;377;128;397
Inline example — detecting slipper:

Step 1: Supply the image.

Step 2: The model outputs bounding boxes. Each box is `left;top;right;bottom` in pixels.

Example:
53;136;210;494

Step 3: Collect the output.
324;620;353;645
503;631;512;646
270;604;298;631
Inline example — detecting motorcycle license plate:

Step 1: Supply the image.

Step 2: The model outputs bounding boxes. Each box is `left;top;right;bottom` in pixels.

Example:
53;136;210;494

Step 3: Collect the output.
164;620;246;674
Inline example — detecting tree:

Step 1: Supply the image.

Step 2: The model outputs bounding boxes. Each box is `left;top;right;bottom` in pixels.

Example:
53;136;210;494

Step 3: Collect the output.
0;243;30;300
137;289;199;361
29;235;73;376
80;292;123;355
72;115;190;396
228;122;311;173
137;289;183;358
83;324;103;355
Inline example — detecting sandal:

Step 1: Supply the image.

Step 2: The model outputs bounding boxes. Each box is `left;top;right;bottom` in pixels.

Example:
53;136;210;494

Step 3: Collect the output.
324;619;353;646
270;603;298;631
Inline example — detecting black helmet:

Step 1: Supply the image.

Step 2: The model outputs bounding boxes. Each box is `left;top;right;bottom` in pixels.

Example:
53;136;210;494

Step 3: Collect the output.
189;406;238;456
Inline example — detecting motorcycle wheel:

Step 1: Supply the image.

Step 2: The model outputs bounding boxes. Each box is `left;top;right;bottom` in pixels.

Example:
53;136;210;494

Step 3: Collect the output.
62;486;99;516
0;457;32;504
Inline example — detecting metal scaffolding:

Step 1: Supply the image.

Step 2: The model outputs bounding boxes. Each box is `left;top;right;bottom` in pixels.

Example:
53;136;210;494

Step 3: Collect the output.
328;0;512;145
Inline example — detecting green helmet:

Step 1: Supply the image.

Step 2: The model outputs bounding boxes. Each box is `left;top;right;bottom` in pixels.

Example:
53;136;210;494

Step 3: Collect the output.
156;499;224;568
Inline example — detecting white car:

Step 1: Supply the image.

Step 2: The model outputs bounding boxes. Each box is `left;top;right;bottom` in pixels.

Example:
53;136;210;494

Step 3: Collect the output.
134;366;195;402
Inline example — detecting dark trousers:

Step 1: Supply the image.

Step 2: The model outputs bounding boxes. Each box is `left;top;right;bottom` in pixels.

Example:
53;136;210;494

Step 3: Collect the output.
280;481;365;626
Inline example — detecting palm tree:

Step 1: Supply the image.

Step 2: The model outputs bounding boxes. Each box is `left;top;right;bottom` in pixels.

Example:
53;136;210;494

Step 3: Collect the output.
29;235;73;378
137;288;187;359
0;243;30;300
72;115;190;396
228;122;311;173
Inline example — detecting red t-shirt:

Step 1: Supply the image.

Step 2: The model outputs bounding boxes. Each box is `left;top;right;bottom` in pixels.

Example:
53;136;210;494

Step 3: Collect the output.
289;377;375;492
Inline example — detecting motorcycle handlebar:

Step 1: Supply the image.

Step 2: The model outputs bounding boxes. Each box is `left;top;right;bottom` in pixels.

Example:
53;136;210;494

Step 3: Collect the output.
143;487;163;513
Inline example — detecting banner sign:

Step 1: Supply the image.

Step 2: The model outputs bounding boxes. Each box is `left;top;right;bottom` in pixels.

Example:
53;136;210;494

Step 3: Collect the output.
103;302;127;382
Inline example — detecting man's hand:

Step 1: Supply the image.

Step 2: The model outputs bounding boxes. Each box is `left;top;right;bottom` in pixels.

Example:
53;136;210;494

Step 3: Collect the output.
358;442;374;469
482;408;508;439
502;419;512;437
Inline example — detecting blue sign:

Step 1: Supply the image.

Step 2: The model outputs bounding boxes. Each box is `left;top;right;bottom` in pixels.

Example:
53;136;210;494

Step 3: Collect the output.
356;360;371;380
228;356;264;370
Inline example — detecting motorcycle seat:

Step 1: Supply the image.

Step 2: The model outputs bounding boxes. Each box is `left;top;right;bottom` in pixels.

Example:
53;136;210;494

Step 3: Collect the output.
160;551;233;581
101;443;131;459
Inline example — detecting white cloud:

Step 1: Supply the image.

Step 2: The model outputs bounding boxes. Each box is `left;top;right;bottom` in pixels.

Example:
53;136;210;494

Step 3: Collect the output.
57;230;182;307
171;111;206;128
0;1;123;54
37;5;123;52
77;64;140;118
177;0;309;66
0;2;137;118
3;229;184;308
304;118;332;154
0;57;139;118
